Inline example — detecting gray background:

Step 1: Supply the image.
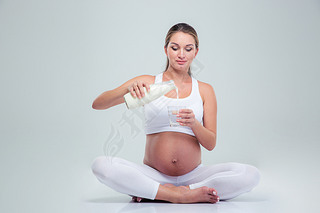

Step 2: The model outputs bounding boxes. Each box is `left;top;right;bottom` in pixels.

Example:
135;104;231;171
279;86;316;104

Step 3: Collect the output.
0;0;319;212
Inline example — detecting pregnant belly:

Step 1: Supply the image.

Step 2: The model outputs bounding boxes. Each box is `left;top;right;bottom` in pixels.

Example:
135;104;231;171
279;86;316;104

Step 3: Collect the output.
144;132;201;176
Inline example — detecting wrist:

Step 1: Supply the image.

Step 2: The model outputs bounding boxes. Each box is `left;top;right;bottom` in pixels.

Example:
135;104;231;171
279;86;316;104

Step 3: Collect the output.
191;119;201;130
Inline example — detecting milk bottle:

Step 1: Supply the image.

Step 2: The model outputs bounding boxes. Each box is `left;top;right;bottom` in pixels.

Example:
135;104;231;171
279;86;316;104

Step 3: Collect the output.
124;80;176;109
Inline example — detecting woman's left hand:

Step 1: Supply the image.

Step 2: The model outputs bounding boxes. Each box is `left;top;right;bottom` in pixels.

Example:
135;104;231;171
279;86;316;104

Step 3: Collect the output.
176;108;197;128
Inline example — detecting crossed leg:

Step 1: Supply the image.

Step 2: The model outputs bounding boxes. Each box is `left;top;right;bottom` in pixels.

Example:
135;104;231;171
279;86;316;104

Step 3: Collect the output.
91;156;260;203
132;184;219;203
155;184;219;203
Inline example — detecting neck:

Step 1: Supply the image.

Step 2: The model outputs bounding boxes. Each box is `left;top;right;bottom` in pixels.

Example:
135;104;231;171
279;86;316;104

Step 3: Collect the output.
165;66;190;83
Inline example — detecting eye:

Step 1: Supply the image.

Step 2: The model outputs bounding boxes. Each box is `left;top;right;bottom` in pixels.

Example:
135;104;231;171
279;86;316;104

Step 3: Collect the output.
171;47;178;51
186;48;193;52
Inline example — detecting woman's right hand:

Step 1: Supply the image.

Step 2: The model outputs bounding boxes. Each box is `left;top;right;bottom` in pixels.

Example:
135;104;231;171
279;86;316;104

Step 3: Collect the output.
128;81;150;99
92;75;153;110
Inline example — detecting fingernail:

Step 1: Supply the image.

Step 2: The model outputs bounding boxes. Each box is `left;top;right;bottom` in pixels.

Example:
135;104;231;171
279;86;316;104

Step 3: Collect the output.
213;191;217;195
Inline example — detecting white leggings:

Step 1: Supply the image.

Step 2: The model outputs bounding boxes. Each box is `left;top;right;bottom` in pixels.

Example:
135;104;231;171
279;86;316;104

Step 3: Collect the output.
91;156;260;200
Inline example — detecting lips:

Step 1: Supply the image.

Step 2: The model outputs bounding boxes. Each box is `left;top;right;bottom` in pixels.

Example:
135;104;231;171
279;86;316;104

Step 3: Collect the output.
176;60;187;65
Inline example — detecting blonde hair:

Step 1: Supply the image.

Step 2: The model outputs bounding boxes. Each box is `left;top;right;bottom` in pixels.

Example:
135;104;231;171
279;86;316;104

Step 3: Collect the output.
164;23;199;76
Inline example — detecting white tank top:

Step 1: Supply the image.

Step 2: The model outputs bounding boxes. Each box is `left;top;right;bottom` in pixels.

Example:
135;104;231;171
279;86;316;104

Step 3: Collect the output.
144;72;204;136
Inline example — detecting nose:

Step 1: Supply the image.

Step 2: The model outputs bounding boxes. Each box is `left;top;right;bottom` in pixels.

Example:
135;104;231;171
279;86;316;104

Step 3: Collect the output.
178;48;185;58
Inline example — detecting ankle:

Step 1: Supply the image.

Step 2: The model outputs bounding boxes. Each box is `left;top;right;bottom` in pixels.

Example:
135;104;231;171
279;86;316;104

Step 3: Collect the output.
172;192;182;203
167;186;183;203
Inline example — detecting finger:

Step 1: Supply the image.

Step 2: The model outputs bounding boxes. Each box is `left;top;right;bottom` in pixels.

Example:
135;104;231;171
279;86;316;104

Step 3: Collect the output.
179;109;192;113
178;111;193;117
178;121;189;126
137;81;145;97
178;119;195;126
133;82;142;98
179;114;193;119
143;82;150;93
129;87;136;98
177;114;195;119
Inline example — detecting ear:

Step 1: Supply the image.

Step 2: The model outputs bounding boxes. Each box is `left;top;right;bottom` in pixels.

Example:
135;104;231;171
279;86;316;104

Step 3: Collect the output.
164;46;168;56
194;48;199;58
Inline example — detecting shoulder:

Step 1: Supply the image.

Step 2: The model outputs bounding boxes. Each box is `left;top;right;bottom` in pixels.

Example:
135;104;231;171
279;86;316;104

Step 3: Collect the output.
197;80;216;103
198;80;215;92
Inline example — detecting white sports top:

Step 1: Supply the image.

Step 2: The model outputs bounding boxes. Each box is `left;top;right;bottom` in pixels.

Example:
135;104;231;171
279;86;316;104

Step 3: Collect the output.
144;72;204;136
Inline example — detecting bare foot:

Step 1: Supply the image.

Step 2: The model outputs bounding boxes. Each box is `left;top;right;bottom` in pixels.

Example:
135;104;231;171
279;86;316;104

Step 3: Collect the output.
170;186;219;204
133;184;219;204
131;183;176;202
179;186;219;203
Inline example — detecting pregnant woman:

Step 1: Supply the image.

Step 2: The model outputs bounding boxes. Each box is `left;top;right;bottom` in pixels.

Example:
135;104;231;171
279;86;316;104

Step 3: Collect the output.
91;23;260;204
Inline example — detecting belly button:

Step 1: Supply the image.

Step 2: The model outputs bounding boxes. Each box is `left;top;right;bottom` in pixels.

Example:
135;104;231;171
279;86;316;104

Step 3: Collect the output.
172;159;177;163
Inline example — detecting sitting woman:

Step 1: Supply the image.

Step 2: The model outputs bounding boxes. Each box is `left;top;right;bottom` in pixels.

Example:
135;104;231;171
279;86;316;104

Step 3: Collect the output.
91;23;260;204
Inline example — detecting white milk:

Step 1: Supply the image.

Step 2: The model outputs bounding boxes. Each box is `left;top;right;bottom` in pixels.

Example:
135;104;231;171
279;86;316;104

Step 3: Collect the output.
124;80;176;109
176;87;179;99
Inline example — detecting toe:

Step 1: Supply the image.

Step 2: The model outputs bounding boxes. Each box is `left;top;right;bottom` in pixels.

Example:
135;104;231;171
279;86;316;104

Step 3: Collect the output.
208;188;217;196
209;197;217;204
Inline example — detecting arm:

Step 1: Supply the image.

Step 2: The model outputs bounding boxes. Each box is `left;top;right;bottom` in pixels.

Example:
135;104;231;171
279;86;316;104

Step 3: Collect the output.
177;82;217;151
92;75;154;110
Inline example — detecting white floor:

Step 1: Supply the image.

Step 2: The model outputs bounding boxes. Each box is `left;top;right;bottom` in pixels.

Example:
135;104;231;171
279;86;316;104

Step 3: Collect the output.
81;190;276;213
81;197;274;213
79;167;319;213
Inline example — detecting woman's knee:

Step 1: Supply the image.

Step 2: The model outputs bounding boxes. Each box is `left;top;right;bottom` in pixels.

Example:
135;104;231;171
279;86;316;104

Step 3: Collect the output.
91;156;113;179
234;164;260;191
228;163;260;190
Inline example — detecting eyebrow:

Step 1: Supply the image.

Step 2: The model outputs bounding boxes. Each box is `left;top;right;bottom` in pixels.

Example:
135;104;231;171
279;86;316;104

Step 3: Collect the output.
170;42;194;47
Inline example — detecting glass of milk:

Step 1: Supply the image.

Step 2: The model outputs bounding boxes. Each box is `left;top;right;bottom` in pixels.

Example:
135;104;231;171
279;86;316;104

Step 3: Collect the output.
167;106;186;127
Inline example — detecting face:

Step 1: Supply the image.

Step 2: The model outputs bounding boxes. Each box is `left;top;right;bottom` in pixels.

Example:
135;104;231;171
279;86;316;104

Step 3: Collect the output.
165;32;198;72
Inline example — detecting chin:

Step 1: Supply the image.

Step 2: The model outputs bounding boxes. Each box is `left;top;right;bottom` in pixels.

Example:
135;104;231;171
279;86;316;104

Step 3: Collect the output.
173;65;189;72
175;69;188;73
